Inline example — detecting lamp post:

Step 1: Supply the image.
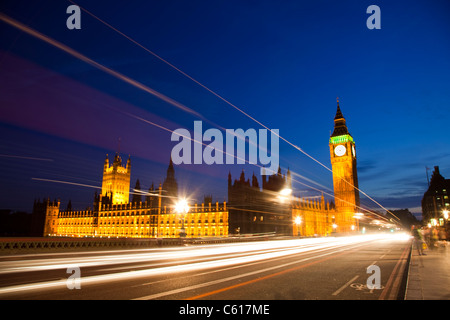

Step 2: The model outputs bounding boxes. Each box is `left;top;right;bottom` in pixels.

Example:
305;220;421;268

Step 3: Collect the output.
175;199;189;238
332;223;338;233
443;209;449;229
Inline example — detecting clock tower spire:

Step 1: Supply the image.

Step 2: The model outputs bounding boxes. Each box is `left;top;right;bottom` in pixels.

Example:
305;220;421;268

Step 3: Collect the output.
329;99;360;233
331;97;349;137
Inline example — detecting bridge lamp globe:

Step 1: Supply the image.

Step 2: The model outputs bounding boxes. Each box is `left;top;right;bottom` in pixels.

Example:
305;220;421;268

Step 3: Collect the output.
280;188;292;197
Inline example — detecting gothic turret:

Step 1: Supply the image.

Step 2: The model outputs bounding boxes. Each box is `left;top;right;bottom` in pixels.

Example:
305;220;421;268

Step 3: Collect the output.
101;151;131;204
162;157;178;206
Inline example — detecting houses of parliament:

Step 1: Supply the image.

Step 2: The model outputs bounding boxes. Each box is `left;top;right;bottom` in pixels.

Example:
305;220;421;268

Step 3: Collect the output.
33;102;360;238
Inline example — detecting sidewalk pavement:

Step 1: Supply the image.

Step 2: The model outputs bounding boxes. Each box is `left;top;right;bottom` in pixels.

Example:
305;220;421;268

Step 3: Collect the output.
405;241;450;300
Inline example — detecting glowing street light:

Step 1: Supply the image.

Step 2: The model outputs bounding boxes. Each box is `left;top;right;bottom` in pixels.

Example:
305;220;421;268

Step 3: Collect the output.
175;199;189;214
294;216;302;237
443;209;449;220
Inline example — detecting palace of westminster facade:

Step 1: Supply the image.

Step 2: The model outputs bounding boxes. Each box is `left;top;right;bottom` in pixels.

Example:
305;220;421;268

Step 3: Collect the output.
33;102;360;238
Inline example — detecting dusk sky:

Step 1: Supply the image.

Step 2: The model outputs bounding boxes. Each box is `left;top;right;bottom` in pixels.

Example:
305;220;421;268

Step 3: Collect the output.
1;0;449;219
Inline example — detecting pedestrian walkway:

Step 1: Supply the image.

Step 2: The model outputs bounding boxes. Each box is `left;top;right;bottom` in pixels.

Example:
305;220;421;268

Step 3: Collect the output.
405;242;450;300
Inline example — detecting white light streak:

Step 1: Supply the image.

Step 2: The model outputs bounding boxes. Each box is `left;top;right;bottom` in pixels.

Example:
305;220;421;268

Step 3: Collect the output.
0;154;53;162
0;13;203;120
31;178;101;190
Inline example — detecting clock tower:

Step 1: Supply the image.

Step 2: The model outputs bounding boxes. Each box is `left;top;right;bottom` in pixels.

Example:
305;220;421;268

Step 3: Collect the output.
329;99;360;232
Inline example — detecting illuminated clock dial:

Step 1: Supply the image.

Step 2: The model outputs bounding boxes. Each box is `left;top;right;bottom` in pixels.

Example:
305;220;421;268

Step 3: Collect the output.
334;145;346;157
352;145;356;157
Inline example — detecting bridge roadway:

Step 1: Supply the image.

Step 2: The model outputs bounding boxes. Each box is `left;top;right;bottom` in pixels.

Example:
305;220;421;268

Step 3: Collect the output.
0;234;411;300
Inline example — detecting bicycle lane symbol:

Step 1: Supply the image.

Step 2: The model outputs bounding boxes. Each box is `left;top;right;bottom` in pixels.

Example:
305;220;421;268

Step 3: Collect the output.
350;283;385;294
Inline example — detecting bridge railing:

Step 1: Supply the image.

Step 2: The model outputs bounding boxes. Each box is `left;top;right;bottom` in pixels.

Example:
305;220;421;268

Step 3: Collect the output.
0;235;273;254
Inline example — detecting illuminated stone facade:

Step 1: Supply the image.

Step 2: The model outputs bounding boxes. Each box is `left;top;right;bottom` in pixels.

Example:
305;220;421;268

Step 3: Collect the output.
51;196;228;238
101;153;131;205
96;195;228;238
57;209;96;237
329;100;360;232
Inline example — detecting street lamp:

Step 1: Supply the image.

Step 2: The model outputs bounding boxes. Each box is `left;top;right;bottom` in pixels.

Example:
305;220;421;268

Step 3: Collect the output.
294;216;302;237
332;223;338;233
175;198;189;237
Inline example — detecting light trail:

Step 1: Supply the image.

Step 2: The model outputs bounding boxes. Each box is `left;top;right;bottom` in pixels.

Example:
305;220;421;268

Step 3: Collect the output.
30;177;173;199
0;154;53;162
26;109;335;213
32;161;390;224
289;170;334;193
33;174;389;223
0;237;338;274
0;13;203;120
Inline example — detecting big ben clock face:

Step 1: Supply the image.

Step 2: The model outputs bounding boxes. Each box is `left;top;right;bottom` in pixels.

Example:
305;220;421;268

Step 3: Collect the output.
334;145;346;157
